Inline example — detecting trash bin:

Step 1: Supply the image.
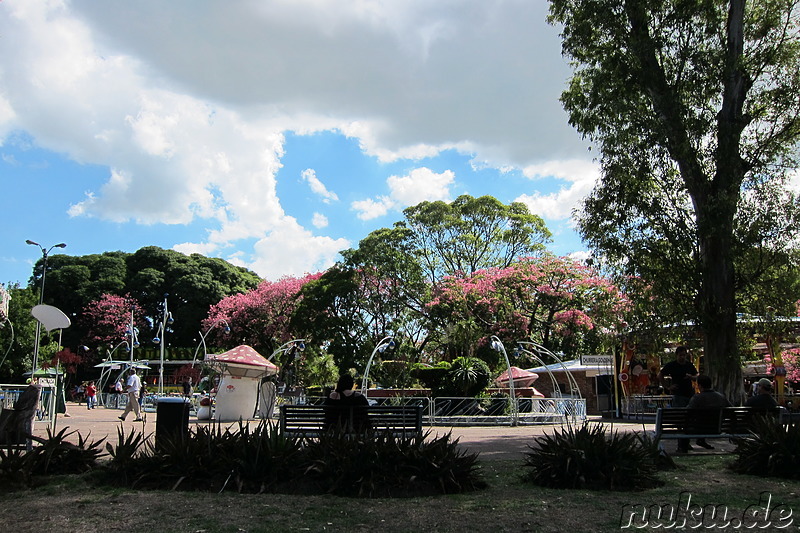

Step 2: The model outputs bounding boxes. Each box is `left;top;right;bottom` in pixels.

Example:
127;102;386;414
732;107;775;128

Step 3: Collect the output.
156;397;190;449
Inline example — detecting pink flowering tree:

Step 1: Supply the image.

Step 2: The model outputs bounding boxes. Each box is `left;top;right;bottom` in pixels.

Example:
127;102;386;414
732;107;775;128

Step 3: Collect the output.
427;256;629;360
204;273;322;357
79;293;147;366
765;349;800;384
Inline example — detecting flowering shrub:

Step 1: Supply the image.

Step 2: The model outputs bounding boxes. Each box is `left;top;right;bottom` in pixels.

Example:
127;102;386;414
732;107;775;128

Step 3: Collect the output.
765;349;800;383
426;256;629;353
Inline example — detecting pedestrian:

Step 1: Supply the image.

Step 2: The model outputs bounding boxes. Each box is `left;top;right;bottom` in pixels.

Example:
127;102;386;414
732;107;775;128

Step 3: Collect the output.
182;377;193;399
85;381;97;409
118;368;143;422
139;380;148;408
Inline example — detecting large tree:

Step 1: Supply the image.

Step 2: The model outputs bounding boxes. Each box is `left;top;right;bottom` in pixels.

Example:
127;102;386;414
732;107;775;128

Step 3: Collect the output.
33;247;261;350
549;0;800;401
402;194;551;282
0;284;38;380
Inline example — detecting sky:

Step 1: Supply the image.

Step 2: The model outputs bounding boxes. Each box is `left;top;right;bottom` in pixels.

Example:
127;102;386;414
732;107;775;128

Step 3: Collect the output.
0;0;599;289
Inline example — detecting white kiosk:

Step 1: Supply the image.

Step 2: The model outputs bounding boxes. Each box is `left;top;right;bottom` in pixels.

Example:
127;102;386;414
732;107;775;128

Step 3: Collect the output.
205;345;278;422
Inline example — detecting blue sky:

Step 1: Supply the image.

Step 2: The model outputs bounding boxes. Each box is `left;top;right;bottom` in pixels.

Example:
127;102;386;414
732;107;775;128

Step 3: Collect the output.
1;1;598;288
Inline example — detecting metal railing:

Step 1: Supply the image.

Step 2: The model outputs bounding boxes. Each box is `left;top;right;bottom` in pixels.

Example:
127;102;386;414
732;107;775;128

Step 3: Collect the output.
281;393;586;427
0;383;58;425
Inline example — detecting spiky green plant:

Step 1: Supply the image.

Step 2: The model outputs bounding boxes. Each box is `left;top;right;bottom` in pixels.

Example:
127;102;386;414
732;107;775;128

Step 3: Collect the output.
27;427;105;476
303;429;484;497
0;444;34;489
523;422;663;491
729;417;800;479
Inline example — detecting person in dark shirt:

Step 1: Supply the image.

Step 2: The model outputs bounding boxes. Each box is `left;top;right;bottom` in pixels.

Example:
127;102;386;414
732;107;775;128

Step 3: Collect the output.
685;374;731;452
745;378;778;409
324;374;370;433
658;346;698;407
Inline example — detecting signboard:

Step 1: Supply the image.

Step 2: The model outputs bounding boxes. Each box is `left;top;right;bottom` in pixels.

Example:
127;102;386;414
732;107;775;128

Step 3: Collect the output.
580;355;613;366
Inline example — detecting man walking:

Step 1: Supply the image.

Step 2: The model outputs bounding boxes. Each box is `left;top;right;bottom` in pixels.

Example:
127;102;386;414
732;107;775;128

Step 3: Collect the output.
118;368;143;422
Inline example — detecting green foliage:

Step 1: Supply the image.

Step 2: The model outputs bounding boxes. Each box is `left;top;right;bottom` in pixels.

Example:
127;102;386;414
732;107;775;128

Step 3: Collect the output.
372;360;412;388
523;423;665;491
303;430;484;497
0;427;104;489
403;194;551;282
549;0;800;400
412;363;451;396
104;426;147;481
296;349;339;389
95;421;483;497
35;246;260;354
729;417;800;479
443;357;491;397
0;284;37;380
27;427;105;476
411;358;491;397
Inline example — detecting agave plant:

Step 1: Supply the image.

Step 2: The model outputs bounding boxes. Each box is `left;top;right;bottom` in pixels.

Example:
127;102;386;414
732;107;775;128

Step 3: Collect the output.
729;417;800;479
28;427;105;476
523;422;663;491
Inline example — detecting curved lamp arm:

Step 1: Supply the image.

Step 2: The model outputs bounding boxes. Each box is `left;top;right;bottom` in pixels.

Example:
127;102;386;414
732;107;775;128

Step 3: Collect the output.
490;335;518;426
361;336;395;397
191;318;231;368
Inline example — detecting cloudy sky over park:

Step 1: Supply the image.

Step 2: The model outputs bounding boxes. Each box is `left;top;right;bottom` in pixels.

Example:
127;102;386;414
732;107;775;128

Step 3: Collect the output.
0;0;598;286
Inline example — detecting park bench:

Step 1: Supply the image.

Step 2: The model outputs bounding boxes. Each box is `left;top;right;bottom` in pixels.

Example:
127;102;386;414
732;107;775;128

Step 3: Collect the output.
279;404;424;439
654;406;783;449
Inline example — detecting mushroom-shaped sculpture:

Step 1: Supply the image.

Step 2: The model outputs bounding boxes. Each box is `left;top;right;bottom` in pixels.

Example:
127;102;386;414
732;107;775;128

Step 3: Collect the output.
495;366;540;389
205;345;279;422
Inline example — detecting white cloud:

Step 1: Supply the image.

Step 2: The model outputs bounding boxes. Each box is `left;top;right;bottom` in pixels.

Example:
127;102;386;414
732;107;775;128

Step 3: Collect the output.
248;219;349;280
311;212;329;228
352;196;394;221
515;160;601;220
301;168;339;203
0;1;595;280
351;167;454;220
387;167;453;205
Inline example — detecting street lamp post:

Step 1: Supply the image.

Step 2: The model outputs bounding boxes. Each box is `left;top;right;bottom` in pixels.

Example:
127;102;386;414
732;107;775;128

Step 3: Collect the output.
152;293;173;395
267;339;306;362
26;240;66;376
268;339;305;390
125;307;140;364
361;336;396;398
490;336;518;426
190;318;231;368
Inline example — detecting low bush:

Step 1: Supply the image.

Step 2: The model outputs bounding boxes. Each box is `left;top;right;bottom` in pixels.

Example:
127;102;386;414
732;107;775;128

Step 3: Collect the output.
729;417;800;479
1;421;485;497
303;430;484;497
522;422;666;491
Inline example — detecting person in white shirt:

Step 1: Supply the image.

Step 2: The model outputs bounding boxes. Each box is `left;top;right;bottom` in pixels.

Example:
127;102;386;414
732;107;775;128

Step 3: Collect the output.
118;368;143;422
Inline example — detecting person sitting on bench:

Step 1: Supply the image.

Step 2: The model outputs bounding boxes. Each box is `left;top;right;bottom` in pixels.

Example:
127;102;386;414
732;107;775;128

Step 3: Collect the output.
324;374;370;433
746;378;778;409
684;374;731;451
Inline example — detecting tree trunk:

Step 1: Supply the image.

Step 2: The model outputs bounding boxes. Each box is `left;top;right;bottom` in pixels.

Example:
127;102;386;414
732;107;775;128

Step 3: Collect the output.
696;209;745;404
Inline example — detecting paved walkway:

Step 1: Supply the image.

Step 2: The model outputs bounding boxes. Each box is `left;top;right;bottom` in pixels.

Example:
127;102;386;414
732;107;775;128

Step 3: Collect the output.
29;402;660;460
32;402;734;459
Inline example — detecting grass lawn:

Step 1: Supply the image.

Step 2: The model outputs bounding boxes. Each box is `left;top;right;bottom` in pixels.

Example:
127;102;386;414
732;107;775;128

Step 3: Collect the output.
1;454;798;532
